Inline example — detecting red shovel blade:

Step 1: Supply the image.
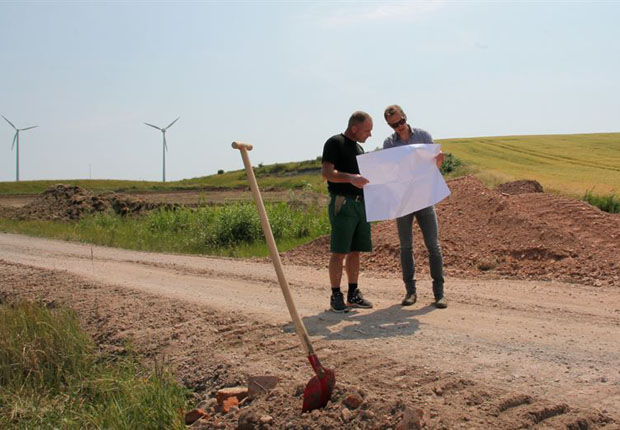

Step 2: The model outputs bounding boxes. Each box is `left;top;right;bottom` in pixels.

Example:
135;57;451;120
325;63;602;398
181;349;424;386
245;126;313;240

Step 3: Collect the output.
302;354;335;412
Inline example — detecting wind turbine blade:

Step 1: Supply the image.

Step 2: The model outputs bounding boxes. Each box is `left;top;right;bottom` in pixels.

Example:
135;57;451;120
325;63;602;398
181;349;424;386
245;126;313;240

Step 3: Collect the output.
2;115;17;130
11;133;17;150
165;117;180;130
144;122;162;130
20;125;38;131
163;134;168;151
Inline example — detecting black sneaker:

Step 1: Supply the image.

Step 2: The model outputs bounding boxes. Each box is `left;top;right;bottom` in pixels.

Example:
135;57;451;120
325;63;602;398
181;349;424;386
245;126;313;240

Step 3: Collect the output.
347;289;373;309
330;290;349;313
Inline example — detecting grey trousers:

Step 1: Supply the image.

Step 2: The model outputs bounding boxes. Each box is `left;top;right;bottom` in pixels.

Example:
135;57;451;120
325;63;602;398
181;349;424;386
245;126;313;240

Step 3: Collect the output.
396;205;444;299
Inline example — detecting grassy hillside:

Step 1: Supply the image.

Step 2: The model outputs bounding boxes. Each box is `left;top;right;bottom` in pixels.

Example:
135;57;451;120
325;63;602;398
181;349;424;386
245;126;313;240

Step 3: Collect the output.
0;159;325;195
178;158;324;191
438;132;620;196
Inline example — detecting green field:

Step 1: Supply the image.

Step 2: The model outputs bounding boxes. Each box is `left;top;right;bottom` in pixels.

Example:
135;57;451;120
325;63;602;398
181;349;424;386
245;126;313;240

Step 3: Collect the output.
438;132;620;196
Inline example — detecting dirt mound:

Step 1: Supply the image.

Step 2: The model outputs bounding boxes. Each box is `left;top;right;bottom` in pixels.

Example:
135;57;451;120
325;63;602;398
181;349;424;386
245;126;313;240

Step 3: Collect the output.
284;176;620;287
9;184;174;221
497;179;544;195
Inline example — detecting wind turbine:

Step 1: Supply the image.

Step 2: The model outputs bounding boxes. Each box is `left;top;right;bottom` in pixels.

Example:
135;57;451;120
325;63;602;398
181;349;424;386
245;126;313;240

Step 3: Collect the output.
144;117;180;182
2;115;38;182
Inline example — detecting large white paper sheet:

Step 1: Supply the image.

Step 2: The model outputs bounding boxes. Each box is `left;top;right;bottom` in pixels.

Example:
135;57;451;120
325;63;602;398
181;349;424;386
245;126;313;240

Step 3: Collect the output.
357;144;451;222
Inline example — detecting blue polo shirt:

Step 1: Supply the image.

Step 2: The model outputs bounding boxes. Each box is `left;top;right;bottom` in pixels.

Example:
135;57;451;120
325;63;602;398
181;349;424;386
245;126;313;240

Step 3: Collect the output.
383;126;434;149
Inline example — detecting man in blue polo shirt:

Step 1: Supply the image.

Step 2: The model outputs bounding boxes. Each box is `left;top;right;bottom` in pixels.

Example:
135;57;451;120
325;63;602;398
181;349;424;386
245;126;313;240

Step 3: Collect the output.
383;104;448;309
321;111;374;313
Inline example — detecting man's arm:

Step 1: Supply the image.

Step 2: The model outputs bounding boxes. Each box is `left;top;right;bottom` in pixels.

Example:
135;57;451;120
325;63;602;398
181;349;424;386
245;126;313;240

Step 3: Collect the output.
435;151;445;169
321;161;369;189
423;130;444;169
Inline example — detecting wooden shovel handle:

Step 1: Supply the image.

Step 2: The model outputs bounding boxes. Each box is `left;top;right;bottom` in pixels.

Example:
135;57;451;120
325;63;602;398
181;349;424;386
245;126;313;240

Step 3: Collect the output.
232;141;315;356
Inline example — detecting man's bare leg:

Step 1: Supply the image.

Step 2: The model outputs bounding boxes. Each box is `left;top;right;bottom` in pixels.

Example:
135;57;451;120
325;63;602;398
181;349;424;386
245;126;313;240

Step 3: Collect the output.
329;253;346;288
345;252;360;284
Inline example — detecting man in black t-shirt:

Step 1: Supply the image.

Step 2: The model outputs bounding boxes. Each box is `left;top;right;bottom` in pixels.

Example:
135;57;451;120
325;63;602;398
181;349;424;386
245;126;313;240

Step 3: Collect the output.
321;111;374;313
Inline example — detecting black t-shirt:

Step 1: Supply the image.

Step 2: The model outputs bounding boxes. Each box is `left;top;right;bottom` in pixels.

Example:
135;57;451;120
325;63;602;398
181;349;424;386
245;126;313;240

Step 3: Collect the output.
321;133;365;196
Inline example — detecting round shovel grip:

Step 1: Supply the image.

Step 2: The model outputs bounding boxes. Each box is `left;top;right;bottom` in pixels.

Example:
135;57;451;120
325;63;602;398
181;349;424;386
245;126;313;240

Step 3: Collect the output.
231;141;253;151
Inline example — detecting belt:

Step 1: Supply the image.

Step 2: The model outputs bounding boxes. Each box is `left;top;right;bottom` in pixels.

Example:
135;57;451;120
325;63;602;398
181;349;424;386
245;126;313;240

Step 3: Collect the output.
333;194;364;202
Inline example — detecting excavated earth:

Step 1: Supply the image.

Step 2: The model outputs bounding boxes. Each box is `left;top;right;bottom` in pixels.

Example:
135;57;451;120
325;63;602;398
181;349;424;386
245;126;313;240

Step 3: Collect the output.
284;176;620;288
1;176;619;430
0;184;174;220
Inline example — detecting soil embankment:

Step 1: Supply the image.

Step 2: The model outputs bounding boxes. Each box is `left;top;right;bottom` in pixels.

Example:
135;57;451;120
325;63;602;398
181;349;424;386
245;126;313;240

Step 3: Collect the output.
285;176;620;288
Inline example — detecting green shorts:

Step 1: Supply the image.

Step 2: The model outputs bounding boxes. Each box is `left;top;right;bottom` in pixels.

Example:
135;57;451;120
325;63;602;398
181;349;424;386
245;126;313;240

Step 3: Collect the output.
328;194;372;254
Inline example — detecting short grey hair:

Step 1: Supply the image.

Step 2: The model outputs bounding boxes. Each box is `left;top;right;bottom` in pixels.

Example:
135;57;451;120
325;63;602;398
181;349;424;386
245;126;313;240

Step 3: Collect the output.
347;111;371;129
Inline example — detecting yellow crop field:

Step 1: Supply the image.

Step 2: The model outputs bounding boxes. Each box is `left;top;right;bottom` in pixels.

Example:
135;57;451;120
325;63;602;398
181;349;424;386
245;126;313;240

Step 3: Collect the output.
438;133;620;196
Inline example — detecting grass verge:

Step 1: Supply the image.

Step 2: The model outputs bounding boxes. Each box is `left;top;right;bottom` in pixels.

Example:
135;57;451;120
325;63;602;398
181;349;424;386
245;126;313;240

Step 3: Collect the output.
0;202;330;258
0;300;189;429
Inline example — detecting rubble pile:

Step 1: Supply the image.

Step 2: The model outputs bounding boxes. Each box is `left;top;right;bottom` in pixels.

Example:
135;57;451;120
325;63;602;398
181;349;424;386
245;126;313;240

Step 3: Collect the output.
9;184;174;221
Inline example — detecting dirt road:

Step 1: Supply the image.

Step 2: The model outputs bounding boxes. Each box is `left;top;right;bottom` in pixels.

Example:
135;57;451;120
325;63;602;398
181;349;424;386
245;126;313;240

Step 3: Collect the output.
1;232;619;429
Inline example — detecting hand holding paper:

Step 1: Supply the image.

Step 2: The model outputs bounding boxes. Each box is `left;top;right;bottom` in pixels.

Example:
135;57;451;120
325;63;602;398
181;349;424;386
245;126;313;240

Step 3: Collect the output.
351;174;369;189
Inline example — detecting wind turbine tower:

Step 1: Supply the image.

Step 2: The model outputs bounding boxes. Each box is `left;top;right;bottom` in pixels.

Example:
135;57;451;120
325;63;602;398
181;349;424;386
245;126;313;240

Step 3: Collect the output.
144;117;180;182
2;115;38;182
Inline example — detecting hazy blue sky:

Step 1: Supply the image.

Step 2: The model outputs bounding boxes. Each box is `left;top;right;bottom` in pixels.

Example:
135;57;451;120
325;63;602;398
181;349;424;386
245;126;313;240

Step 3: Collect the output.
1;1;619;182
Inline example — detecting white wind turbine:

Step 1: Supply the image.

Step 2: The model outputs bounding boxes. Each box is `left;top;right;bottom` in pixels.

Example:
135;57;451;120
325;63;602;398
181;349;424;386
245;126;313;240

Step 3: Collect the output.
144;117;180;182
2;115;38;182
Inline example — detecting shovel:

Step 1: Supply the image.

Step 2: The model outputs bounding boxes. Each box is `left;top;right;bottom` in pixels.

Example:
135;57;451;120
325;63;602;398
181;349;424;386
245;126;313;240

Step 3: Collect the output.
232;141;335;412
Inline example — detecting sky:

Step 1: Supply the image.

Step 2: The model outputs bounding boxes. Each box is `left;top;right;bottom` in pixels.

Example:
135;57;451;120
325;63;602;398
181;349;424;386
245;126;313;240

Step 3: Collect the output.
1;0;619;182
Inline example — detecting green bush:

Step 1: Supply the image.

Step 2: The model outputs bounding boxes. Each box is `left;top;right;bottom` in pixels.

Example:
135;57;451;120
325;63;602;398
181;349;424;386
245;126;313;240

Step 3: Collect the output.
440;153;462;174
147;207;195;233
206;203;263;246
583;190;620;213
143;201;329;252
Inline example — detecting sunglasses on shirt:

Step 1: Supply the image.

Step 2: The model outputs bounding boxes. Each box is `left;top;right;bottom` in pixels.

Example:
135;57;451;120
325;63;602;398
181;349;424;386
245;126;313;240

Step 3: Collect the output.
388;118;406;129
